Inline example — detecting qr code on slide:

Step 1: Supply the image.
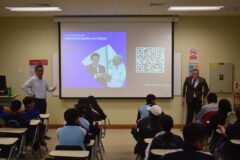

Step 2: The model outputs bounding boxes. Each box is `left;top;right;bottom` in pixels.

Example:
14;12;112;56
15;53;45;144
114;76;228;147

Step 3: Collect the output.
136;47;165;73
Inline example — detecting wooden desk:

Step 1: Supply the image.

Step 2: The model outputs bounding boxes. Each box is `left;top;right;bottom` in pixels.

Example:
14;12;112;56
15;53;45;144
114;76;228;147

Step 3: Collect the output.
0;128;27;134
0;128;27;157
30;119;41;126
39;114;50;119
230;139;240;145
151;149;178;156
144;138;153;144
0;137;18;160
49;150;89;158
0;137;18;145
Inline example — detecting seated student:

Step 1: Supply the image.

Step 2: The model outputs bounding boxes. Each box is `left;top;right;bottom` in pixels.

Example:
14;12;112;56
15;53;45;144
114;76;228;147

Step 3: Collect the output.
196;93;218;124
22;96;47;148
161;123;214;160
0;100;29;128
209;99;232;131
57;108;87;150
137;94;157;122
22;96;40;120
208;99;232;150
134;105;164;159
0;99;44;151
146;115;184;160
217;107;240;159
88;95;107;121
75;103;90;131
78;98;99;124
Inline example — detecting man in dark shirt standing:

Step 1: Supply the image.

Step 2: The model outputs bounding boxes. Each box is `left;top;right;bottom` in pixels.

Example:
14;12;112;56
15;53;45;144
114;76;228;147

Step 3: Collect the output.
182;69;209;124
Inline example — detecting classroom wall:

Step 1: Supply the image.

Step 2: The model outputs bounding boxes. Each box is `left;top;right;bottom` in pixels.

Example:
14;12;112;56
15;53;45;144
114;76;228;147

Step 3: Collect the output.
0;16;239;125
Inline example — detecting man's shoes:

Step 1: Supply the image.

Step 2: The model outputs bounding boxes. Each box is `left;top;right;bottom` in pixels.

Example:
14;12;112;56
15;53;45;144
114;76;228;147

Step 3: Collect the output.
44;135;51;140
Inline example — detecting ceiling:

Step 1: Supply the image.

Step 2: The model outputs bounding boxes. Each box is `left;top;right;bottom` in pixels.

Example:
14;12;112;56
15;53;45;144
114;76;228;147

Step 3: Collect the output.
0;0;240;17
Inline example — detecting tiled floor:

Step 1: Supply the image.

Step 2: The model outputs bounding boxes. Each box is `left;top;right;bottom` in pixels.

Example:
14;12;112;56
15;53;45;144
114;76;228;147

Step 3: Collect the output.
22;128;183;160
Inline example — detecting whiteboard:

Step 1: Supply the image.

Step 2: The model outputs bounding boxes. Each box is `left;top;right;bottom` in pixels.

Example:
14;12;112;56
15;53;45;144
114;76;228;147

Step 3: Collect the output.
174;52;182;96
52;53;59;96
52;52;182;97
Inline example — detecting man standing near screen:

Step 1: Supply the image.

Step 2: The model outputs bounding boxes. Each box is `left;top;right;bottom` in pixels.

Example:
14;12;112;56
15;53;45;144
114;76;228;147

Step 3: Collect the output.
86;53;107;86
22;65;57;114
182;69;209;124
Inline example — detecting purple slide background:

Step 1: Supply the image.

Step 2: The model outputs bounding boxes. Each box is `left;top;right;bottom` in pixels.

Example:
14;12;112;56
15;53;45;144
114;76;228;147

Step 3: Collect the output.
62;32;126;88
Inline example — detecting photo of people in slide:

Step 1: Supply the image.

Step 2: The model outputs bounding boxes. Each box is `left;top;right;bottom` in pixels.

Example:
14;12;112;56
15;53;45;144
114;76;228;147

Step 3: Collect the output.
62;32;126;88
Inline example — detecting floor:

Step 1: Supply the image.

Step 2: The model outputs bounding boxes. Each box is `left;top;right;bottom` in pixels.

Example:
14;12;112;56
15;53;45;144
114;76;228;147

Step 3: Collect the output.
22;128;183;160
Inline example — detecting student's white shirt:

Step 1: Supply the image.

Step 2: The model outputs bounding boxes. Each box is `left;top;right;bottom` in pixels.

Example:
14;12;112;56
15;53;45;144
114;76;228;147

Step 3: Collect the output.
22;75;52;99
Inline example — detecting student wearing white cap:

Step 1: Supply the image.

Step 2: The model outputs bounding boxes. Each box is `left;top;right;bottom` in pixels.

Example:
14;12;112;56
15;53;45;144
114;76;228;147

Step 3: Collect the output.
134;105;164;159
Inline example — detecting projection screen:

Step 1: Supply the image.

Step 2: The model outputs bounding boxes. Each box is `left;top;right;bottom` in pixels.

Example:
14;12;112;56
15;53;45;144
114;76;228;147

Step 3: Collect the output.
59;18;174;98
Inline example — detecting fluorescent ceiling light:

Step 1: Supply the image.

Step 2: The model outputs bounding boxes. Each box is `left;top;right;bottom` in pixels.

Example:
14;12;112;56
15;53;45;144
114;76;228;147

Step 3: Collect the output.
5;7;62;12
168;6;224;11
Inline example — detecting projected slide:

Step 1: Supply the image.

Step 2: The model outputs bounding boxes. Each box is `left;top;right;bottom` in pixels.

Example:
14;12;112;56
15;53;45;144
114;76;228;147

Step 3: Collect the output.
62;32;126;88
60;22;173;98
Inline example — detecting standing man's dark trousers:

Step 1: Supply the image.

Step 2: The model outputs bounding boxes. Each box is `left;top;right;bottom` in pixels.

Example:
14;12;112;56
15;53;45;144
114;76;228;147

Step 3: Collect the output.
35;98;47;114
186;98;202;124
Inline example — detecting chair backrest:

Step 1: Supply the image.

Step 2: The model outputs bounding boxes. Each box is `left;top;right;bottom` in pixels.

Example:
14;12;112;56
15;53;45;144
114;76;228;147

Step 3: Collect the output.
55;145;83;151
4;114;28;128
202;111;219;127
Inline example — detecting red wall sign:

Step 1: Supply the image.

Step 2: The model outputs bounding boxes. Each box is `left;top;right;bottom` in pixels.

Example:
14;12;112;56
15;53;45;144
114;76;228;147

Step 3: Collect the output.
29;60;48;65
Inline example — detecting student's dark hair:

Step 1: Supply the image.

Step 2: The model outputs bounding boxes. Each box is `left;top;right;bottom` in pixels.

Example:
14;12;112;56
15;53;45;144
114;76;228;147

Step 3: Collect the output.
183;123;208;145
160;114;173;132
207;93;217;103
90;53;100;59
88;95;107;120
88;96;100;110
160;114;174;145
218;99;232;114
78;98;90;105
146;94;156;104
11;100;22;112
64;108;78;125
149;114;162;134
75;103;88;117
22;96;35;106
35;65;43;72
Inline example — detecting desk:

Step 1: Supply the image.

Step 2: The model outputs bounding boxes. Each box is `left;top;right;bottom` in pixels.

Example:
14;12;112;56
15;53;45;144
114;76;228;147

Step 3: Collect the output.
30;119;41;126
230;139;240;145
86;140;95;160
86;140;95;147
144;138;153;144
0;128;27;157
0;137;18;160
39;114;50;119
151;149;178;156
0;128;27;134
49;150;89;158
0;137;18;145
39;114;50;141
0;95;18;106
